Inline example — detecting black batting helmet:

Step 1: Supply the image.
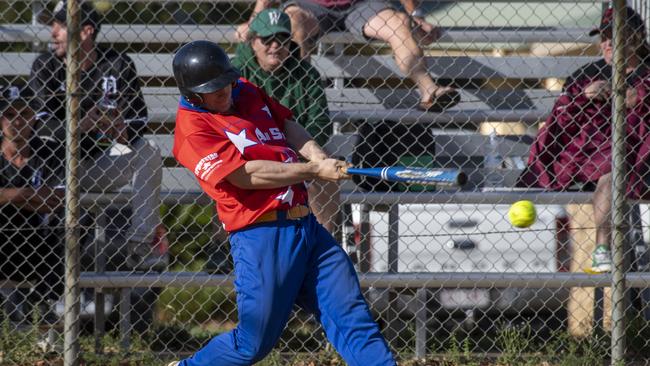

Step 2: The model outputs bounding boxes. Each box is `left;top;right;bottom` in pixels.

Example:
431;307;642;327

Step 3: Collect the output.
172;40;240;106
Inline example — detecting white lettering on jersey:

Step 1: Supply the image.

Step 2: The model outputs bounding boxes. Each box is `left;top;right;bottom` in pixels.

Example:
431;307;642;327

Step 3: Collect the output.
226;129;257;154
102;76;118;95
261;105;272;118
268;10;281;26
255;128;268;142
7;86;20;100
269;127;284;140
284;148;299;162
276;186;294;205
194;152;222;181
255;128;285;143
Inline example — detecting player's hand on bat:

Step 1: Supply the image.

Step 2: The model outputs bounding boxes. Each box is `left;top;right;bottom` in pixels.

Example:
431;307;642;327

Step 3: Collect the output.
584;80;611;101
316;159;351;182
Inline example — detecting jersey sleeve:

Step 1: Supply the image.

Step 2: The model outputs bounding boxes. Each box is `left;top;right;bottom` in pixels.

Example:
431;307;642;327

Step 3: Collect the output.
174;124;247;187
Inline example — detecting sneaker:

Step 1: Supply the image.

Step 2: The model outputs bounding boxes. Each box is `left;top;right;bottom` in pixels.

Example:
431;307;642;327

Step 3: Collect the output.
591;244;612;273
126;224;170;271
35;327;63;353
167;362;180;366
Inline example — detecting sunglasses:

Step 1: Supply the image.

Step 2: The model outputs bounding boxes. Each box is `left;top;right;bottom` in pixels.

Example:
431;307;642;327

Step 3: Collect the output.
257;34;291;47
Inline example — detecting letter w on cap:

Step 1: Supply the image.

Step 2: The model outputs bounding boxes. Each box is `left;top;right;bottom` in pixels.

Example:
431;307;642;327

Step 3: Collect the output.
268;10;281;25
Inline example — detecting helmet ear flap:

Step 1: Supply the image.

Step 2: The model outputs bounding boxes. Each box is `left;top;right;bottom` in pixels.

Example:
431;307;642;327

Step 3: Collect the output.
185;93;203;107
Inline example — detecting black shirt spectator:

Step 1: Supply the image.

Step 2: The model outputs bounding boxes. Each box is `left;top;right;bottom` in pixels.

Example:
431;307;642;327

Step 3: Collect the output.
29;0;167;272
29;47;148;156
0;85;64;304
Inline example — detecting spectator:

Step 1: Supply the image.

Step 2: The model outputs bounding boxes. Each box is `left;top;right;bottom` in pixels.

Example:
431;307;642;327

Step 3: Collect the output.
233;9;339;230
237;0;460;112
206;9;341;273
0;85;64;324
30;1;168;271
205;9;340;273
517;7;650;273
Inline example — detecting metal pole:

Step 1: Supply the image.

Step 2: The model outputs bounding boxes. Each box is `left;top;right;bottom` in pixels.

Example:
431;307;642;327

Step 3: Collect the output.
386;205;399;344
64;0;82;365
610;0;629;364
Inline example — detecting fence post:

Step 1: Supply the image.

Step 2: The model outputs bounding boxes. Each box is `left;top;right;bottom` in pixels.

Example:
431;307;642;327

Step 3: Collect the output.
63;0;82;365
610;0;630;364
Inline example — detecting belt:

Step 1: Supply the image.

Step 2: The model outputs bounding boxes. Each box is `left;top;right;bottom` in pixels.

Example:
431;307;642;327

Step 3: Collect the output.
253;205;310;224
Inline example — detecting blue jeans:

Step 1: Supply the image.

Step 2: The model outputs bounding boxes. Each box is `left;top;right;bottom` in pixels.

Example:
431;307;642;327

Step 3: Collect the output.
179;213;395;366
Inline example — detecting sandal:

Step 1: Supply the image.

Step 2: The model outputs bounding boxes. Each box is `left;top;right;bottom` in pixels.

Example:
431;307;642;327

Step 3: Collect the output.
418;88;461;112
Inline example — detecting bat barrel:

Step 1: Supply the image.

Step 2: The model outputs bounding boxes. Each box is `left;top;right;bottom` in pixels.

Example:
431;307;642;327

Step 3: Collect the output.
344;167;467;187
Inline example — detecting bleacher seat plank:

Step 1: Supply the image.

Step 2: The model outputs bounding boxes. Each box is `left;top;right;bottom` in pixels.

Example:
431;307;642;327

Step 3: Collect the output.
82;167;209;206
330;108;548;124
144;87;559;110
1;24;594;45
143;87;560;124
1;52;598;80
434;134;534;157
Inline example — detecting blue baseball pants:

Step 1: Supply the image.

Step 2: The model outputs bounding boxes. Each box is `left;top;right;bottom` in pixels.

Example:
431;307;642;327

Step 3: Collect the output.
178;213;396;366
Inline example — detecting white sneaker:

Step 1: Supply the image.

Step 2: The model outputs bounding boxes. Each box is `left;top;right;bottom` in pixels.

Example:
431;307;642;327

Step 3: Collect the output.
166;362;180;366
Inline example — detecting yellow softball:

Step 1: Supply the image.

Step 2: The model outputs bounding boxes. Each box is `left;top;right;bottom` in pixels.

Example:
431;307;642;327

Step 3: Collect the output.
508;200;537;228
93;1;112;13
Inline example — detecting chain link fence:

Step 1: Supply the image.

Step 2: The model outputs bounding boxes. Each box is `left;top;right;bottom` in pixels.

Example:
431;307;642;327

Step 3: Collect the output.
1;0;650;365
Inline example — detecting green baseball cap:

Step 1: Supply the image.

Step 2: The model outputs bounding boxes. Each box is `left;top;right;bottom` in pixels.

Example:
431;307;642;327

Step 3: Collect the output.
249;8;292;37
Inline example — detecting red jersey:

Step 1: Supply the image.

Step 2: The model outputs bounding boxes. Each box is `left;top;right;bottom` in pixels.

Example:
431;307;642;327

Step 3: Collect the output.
173;78;309;231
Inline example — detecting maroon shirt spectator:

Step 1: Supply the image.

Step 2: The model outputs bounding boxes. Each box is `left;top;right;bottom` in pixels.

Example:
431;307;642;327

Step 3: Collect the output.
517;61;650;199
517;6;650;273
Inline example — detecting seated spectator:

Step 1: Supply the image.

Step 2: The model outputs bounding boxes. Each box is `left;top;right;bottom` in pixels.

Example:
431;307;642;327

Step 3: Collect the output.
0;85;64;324
30;0;168;271
517;7;650;273
237;0;460;112
233;9;339;230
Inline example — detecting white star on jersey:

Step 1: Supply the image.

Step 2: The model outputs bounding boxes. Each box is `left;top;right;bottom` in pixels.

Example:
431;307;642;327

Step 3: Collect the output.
261;105;272;118
276;186;294;205
225;129;257;155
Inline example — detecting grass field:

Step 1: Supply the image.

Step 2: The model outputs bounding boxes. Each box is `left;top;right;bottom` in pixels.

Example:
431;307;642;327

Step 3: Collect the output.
0;317;627;366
